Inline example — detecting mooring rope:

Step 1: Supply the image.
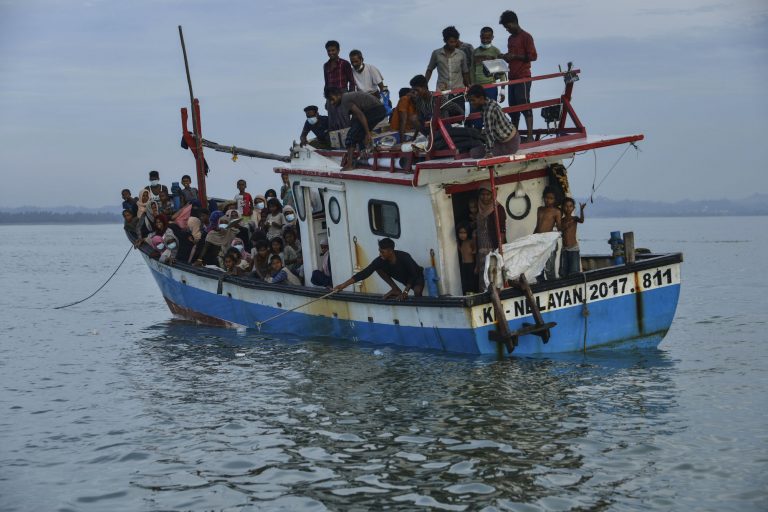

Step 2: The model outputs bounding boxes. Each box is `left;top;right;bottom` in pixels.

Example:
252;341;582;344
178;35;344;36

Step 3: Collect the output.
54;245;133;310
256;288;340;331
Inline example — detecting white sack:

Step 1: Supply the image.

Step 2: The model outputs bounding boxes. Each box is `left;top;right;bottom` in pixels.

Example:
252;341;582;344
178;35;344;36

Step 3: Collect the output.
489;232;561;286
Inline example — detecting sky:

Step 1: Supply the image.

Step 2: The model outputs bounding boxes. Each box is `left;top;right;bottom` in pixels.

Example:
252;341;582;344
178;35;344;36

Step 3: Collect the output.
1;0;767;208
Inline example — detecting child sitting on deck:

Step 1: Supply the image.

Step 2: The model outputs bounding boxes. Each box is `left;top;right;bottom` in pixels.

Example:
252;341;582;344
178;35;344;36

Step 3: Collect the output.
560;197;586;277
250;239;271;279
265;255;301;285
223;249;244;276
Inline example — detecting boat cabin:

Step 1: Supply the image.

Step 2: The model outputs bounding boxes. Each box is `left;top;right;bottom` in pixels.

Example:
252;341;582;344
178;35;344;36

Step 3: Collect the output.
268;69;643;297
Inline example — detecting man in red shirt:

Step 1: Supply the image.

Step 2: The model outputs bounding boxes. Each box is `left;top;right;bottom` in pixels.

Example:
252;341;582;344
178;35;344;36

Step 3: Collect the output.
498;11;537;142
323;40;355;130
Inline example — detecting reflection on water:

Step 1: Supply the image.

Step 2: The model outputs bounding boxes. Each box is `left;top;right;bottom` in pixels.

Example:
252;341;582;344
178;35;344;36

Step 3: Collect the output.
1;220;766;512
119;322;679;510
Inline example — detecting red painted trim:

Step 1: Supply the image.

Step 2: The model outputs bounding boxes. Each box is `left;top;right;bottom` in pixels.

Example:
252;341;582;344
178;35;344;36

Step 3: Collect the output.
444;168;550;194
274;167;415;186
415;134;644;171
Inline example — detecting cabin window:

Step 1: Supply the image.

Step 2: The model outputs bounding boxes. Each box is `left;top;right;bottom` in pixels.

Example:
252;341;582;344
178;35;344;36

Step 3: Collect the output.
368;200;400;238
293;182;306;221
311;189;325;216
328;197;341;224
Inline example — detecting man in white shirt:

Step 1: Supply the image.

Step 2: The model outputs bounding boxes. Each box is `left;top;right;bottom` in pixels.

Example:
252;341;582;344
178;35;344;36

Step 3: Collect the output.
349;50;386;97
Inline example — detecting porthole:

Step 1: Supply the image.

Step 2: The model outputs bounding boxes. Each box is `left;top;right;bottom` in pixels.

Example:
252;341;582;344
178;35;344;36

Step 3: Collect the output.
328;197;341;224
506;192;531;220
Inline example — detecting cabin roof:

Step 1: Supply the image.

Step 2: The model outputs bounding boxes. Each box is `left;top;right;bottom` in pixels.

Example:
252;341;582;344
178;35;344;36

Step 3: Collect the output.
275;133;643;187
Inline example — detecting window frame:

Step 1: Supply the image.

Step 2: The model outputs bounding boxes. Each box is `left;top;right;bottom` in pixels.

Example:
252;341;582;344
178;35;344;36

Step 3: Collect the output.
368;199;401;238
292;181;306;221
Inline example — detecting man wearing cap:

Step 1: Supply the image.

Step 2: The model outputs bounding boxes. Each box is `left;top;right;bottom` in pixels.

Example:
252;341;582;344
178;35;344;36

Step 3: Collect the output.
310;236;333;287
334;238;424;301
143;170;169;203
299;106;331;149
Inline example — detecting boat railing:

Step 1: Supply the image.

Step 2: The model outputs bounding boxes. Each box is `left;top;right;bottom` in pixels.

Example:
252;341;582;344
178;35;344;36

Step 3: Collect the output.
316;68;584;173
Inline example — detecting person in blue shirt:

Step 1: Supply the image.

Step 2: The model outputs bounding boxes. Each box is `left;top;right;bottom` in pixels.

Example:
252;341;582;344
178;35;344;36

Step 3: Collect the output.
299;105;331;149
121;189;138;216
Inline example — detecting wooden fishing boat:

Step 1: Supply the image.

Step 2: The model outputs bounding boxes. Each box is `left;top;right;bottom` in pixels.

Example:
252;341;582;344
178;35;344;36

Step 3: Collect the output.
132;36;681;355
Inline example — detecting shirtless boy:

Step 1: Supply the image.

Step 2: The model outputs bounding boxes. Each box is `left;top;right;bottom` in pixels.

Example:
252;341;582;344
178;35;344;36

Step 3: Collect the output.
534;187;562;280
560;197;586;277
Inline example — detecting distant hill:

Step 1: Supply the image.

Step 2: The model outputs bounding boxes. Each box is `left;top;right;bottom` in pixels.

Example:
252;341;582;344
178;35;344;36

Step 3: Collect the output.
1;194;766;224
0;211;121;224
584;194;768;217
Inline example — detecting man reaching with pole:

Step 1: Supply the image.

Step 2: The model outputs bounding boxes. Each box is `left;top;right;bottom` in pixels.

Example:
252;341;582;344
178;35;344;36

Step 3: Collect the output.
334;238;424;300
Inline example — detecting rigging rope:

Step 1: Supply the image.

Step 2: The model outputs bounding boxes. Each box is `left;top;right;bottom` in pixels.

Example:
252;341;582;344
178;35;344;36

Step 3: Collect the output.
53;245;133;310
589;142;638;203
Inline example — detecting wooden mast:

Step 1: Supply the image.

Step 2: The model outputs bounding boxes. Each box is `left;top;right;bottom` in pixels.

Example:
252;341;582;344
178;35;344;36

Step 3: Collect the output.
178;26;208;208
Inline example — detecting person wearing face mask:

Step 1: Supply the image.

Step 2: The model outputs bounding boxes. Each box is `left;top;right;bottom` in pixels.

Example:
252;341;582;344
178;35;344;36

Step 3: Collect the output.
348;49;386;97
159;231;179;264
251;194;269;230
194;211;242;267
142;170;169;203
468;27;505;129
282;205;297;232
299;106;331;149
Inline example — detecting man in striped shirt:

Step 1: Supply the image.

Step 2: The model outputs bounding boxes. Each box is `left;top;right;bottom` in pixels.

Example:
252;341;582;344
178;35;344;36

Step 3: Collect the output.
467;84;520;159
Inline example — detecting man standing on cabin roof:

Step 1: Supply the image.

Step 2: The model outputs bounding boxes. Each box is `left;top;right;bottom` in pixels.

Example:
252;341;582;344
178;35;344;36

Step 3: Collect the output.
325;86;387;171
299;105;331;149
323;40;355;130
334;238;424;301
498;10;537;142
467;85;520;158
468;27;505;129
425;26;470;114
143;170;169;203
349;50;387;97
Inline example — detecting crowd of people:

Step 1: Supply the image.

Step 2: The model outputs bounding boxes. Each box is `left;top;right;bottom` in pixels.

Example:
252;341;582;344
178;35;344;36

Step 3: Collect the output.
122;170;585;298
123;170;304;284
300;10;537;169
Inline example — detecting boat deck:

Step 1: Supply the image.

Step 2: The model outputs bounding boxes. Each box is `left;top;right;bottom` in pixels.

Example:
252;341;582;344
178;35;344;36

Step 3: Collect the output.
278;133;644;187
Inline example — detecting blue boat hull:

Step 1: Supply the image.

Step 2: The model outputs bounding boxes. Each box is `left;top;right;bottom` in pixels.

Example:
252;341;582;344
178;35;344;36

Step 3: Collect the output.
144;253;681;355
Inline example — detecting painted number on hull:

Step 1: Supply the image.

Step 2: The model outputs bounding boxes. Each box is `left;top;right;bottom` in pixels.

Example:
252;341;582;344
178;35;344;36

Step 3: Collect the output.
640;268;673;291
588;277;628;300
473;263;680;327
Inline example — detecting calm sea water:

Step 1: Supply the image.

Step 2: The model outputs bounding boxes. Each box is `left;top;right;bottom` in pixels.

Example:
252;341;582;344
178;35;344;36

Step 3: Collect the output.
0;217;766;512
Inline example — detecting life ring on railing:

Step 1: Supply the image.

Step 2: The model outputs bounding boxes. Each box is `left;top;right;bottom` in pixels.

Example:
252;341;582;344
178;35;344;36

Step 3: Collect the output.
506;192;531;220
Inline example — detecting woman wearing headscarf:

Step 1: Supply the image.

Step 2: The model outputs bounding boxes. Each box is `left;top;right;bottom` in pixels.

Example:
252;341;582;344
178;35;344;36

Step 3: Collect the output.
252;194;268;229
282;205;298;233
230;237;252;271
474;181;506;291
194;210;242;267
135;189;156;239
158;230;180;264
